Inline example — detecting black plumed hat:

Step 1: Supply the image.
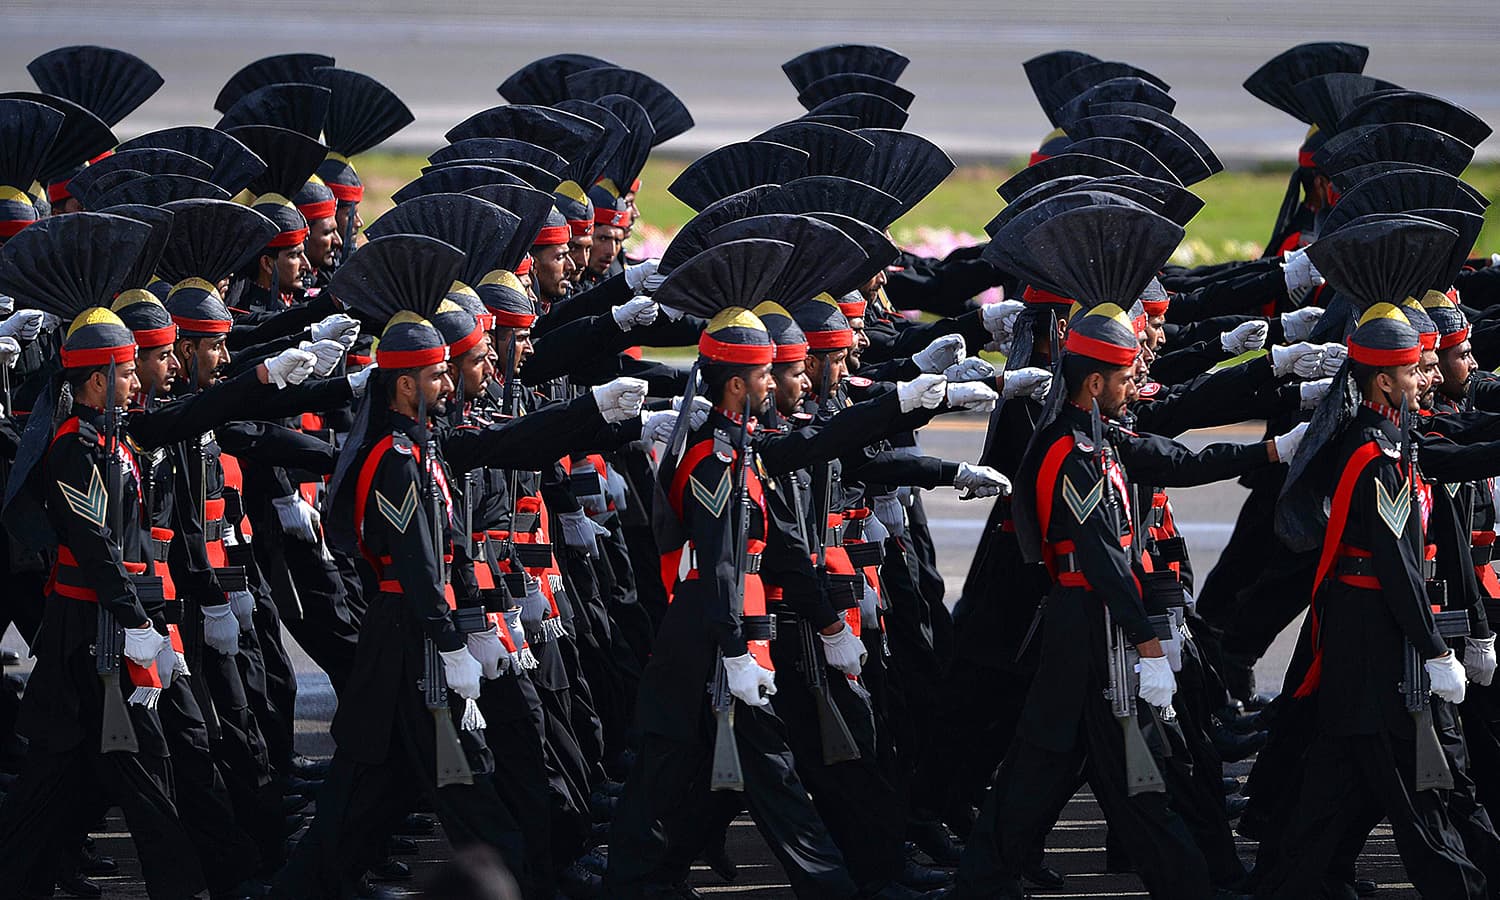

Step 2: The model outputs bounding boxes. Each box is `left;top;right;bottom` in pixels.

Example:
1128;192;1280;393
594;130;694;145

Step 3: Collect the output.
96;203;174;292
1320;168;1472;235
1290;73;1399;134
668;141;810;212
1307;212;1458;311
803;93;909;131
1315;122;1474;178
68;149;211;210
429;138;568;178
651;238;794;320
311;67;413;204
214;54;334;113
790;293;854;351
93;174;231;210
116;126;266;196
1065;115;1215;185
28;46;163;128
658;186;781;274
1023;50;1101;125
782;45;910;93
763;175;904;231
1406;207;1486;292
1021;203;1184;312
0;99;64;241
330;233;465;369
498;54;613;105
392;165;529;205
594;93;656;195
1338;90;1492;147
1242;42;1369;122
984;175;1094;237
461;182;555;271
1087;174;1204;226
853;129;954;213
227;124;327;246
215;82;330;139
1329;162;1490;215
365;193;520;291
1040;61;1169;119
805;212;898;297
104;202;178;347
753;121;874;178
1088;103;1221;175
553;99;628;190
996;152;1135;202
705;213;867;308
446;105;603;163
0;91;114;186
564;67;693;145
155;198;277;309
797;73;914;111
1061;137;1176;183
984;191;1153;294
423;157;561;193
1053;77;1175;128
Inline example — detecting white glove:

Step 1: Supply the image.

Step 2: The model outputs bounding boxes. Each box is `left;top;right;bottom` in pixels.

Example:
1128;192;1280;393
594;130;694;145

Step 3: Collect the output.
592;377;649;423
347;364;375;397
1270;342;1325;379
981;300;1024;343
467;629;507;680
312;313;360;347
0;337;20;370
624;258;660;292
1281;307;1325;343
914;334;966;374
611;297;659;332
641;409;680;445
673;394;712;431
299;339;347;377
1299;379;1332;410
944;357;995;382
154;639;179;689
954;462;1011;499
272;495;321;543
1466;636;1497;687
1137;654;1177;708
722;652;776;707
1273;422;1310;463
946;381;999;412
1001;366;1052;401
202;603;240;656
264;346;318;388
1220;320;1269;355
123;625;167;669
440;647;484;700
558;509;602;558
227;590;255;634
1426;651;1468;704
897;373;947;412
819;623;867;676
0;309;44;342
1282;247;1325;294
862;512;889;545
1320;343;1347;377
38;312;60;332
504;608;533;669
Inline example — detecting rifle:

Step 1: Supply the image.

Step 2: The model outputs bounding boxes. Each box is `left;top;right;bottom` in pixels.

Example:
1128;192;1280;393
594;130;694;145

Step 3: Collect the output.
1093;399;1165;796
710;393;756;791
97;359;139;753
416;387;474;787
1397;396;1456;791
800;360;860;765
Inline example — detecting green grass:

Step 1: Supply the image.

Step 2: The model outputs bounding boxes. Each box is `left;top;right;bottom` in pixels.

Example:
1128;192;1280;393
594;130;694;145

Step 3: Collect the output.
353;153;1500;265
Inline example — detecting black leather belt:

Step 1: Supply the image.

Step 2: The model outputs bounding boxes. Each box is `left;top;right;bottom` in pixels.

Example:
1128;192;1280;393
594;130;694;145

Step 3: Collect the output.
1335;557;1437;579
743;614;778;641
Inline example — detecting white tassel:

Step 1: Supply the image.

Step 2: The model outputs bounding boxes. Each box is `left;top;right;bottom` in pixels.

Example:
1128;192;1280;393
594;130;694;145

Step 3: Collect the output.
128;686;160;709
520;647;538;669
544;617;566;640
461;698;486;732
175;651;190;677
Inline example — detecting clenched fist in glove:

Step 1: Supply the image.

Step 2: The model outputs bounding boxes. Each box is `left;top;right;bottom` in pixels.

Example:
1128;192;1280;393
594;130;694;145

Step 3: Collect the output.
0;309;44;342
897;374;947;412
227;590;255;633
1137;655;1177;708
1272;422;1310;464
312;313;360;347
300;339;347;376
612;297;659;331
1299;378;1332;410
722;653;776;707
202;603;240;656
467;628;508;680
1220;320;1269;355
1270;342;1325;379
1001;366;1052;401
944;357;995;382
1282;246;1325;294
273;494;322;543
592;377;649;423
641;409;681;445
946;381;998;412
124;625;167;669
981;300;1024;347
263;347;318;388
819;623;867;676
914;334;966;374
1281;307;1325;343
1466;636;1497;687
0;336;20;370
624;258;659;292
440;647;484;700
1427;651;1468;704
953;462;1011;499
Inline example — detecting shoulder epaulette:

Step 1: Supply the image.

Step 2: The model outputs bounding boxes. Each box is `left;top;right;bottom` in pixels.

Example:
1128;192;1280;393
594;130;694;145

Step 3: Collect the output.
391;432;415;455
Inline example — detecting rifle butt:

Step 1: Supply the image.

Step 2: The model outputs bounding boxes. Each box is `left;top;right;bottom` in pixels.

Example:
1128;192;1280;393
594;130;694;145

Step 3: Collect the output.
1413;707;1454;792
99;671;140;754
815;687;862;765
710;704;744;792
433;709;474;787
1121;713;1165;796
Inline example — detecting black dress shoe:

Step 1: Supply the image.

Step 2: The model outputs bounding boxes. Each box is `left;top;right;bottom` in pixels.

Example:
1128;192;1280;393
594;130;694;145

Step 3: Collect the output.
1219;709;1263;734
909;820;964;866
576;845;608;876
393;812;435;835
1211;722;1267;762
1021;862;1066;888
369;858;411;881
1222;776;1241;795
290;754;331;780
283;813;307;837
282;792;312;815
1225;795;1250;819
385;835;418;856
557;862;604;898
356;875;421;899
56;875;101;899
699;841;736;882
79;851;117;876
1355;879;1378;895
899;860;954;889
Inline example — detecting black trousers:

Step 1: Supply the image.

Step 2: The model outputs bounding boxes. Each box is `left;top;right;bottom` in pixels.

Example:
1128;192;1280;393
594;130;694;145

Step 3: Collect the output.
271;695;525;899
1255;730;1486;899
196;642;286;869
606;703;859;900
958;694;1212;900
477;673;560;900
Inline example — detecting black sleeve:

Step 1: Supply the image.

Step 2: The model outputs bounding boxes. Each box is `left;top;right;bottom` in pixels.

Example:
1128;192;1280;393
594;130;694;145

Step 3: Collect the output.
521;314;629;385
884;255;1009;319
227;293;334;350
127;369;272;450
888;309;991;361
1455;266;1500;312
1164;262;1287;324
755;391;905;476
533;273;631;337
1131;356;1277;438
1113;429;1272;488
441;392;603;474
843;450;958;489
215;422;337;475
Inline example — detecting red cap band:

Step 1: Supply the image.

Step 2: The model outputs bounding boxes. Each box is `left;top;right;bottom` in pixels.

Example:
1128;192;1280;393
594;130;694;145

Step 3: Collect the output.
515;256;533;276
533;224;571;246
47;180;72;203
1348;339;1421;367
1065;330;1138;366
298;199;337;221
172;315;232;335
772;341;809;363
348;353;372;366
490;310;537;328
61;343;136;368
1439;326;1471;350
1297;149;1317;169
806;328;854;351
1028;151;1050;166
699;333;774;365
449;323;484;358
376;345;448;369
1022;286;1072;306
567;219;591;237
594;207;629;227
1141;299;1170;316
267;227;309;249
327;182;364;203
132;324;178;348
1418;330;1438;351
837;298;867;317
0;219;32;237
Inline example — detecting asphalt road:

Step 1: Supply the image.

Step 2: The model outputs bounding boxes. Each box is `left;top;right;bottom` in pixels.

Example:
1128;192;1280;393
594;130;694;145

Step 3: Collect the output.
2;1;1499;161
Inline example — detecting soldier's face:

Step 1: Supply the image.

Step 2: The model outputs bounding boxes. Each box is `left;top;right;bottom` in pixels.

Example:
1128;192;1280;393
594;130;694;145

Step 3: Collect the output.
860;270;887;302
493;328;533;378
1439;341;1477;399
745;363;774;412
334;203;362;250
804;349;848;396
1417;349;1443;409
451;340;493;399
848;317;869;368
1145;316;1166;352
176;336;230;388
530;244;572;300
413;363;453;416
136;344;179;395
1091;364;1135;419
588;225;624;275
567;233;593;282
1374;363;1422;411
305;216;341;269
772;360;809;415
108;360;140;403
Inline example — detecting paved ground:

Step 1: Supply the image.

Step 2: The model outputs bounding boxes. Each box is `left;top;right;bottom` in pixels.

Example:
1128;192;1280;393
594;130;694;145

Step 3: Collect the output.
2;1;1499;161
0;414;1429;897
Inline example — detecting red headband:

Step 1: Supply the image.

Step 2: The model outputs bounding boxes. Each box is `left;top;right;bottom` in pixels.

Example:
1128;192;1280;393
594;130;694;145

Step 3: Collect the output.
533;224;571;246
132;324;178;348
348;353;372;366
567;219;591;237
172;315;233;335
806;328;854;350
490;310;537;328
699;332;774;365
376;345;448;369
837;298;867;317
327;182;364;203
1028;151;1050;166
1065;330;1138;366
268;227;309;249
772;340;808;363
0;219;32;237
594;207;629;227
47;181;72;203
298;199;337;221
515;256;533;276
1297;149;1317;169
449;323;485;358
1022;286;1072;306
1418;330;1438;351
1348;339;1421;367
1141;298;1169;316
1439;326;1471;350
61;342;136;368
